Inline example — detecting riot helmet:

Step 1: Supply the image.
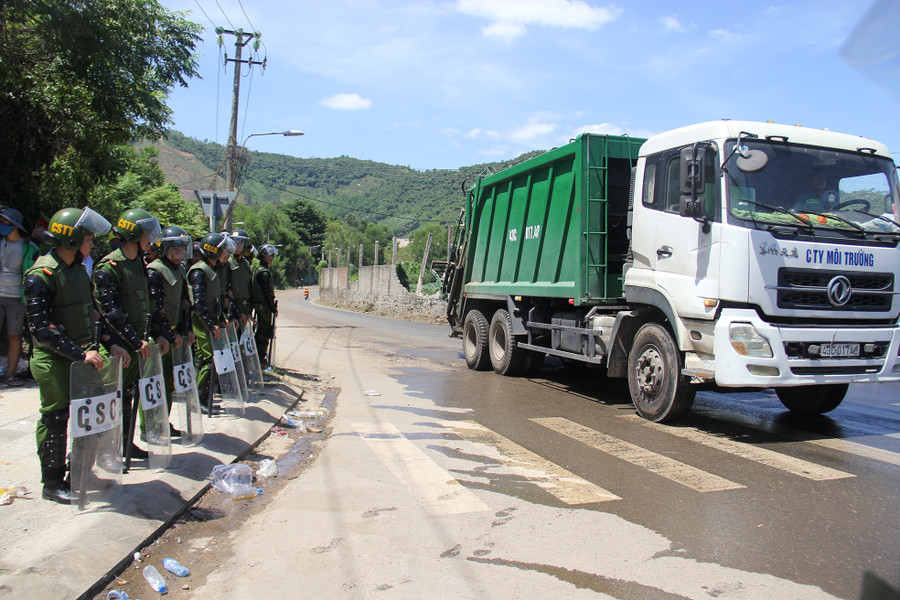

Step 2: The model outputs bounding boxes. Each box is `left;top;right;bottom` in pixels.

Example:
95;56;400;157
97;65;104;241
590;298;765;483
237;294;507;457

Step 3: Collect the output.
158;225;191;262
113;208;161;245
198;232;232;261
258;244;279;259
230;228;250;254
46;207;111;251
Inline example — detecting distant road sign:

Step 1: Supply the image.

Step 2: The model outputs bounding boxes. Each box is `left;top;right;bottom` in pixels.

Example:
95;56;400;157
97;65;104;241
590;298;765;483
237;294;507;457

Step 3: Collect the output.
194;190;237;220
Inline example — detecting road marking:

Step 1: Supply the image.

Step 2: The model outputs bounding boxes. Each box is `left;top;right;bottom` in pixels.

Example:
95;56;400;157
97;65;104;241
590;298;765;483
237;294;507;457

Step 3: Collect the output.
804;437;900;468
621;415;855;481
352;421;490;515
446;420;621;504
532;417;744;493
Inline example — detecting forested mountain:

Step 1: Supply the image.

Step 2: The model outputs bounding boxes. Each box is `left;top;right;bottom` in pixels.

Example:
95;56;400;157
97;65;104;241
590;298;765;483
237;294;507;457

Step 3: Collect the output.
156;131;545;237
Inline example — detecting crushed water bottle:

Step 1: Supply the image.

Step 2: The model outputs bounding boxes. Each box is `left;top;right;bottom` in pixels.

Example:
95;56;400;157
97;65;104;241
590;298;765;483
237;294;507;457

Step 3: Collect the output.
162;557;190;577
142;564;167;593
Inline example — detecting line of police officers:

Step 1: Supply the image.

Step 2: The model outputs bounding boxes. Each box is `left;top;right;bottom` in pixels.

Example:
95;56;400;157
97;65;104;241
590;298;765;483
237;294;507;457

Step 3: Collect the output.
24;207;279;504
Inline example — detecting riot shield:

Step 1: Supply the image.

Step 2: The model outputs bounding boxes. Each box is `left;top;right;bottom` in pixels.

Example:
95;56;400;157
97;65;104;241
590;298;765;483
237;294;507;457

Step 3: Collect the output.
69;356;123;510
212;329;244;417
226;321;250;405
171;342;203;446
139;343;171;470
240;322;264;393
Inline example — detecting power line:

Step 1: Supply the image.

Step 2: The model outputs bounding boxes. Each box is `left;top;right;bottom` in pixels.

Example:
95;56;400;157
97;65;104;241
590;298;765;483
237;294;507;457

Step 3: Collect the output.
192;0;217;30
236;0;258;33
214;0;237;30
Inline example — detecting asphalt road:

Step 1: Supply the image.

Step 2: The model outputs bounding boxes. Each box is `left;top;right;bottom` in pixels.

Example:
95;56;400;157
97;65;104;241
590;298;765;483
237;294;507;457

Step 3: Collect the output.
190;288;900;600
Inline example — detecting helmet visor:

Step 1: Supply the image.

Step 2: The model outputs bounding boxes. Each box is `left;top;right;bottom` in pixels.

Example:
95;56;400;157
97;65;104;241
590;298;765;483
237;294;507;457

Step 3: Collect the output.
218;235;237;255
136;217;162;245
161;234;191;261
75;207;112;236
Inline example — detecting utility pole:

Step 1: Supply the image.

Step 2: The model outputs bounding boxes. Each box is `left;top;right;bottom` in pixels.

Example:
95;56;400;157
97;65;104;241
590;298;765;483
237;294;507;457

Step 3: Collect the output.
219;27;265;232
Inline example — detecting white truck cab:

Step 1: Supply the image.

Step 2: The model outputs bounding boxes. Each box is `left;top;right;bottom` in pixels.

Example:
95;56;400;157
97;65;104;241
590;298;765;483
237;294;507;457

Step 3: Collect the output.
626;120;900;411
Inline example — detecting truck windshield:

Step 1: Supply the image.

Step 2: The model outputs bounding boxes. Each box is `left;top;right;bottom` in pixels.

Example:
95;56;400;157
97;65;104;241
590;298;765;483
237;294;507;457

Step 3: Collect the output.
724;139;900;237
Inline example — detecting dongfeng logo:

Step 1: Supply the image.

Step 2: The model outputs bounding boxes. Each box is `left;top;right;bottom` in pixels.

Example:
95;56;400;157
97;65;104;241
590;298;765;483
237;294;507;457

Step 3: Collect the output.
827;275;852;307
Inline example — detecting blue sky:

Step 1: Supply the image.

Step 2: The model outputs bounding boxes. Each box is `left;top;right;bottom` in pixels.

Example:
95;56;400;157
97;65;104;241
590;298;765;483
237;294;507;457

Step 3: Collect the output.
160;0;900;171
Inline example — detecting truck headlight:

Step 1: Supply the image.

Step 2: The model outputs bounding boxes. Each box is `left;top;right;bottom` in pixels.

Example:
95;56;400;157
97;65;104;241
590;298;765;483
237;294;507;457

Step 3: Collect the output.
729;323;773;358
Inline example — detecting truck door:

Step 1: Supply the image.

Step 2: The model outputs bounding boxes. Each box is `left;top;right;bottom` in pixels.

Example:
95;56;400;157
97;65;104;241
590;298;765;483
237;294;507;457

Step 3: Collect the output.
648;146;722;320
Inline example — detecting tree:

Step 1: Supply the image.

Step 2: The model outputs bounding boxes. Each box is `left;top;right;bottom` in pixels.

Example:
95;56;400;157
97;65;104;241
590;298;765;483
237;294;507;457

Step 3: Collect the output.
0;0;201;221
282;198;327;246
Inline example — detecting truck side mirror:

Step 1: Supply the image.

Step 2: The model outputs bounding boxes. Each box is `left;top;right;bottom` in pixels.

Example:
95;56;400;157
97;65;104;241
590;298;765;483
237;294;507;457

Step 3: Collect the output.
680;146;706;194
679;195;704;218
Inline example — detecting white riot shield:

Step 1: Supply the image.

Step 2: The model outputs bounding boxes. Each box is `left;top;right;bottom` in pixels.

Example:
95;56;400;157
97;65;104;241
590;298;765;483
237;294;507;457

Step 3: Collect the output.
171;342;203;446
69;356;123;510
139;344;171;470
226;322;250;405
212;329;244;417
240;323;264;393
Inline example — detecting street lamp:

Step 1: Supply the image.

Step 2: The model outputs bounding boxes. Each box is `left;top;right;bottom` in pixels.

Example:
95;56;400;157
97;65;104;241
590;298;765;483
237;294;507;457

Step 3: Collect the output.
224;129;305;230
240;129;304;146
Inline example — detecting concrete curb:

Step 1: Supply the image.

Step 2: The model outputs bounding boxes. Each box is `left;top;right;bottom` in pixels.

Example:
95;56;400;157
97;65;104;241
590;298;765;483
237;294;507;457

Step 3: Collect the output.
0;375;304;600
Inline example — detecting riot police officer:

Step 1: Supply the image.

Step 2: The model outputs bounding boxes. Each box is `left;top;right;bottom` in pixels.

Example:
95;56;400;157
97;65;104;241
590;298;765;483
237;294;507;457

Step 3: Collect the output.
252;244;279;366
24;207;127;503
93;208;166;460
148;225;194;433
189;232;233;414
227;229;253;321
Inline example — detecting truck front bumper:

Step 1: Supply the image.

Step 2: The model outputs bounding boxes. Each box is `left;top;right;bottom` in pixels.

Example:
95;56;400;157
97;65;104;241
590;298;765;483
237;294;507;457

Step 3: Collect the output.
711;308;900;387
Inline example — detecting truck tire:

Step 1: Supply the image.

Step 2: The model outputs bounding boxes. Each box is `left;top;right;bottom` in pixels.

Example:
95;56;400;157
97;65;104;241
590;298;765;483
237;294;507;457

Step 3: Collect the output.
489;309;528;376
775;384;848;415
627;322;695;423
463;309;491;371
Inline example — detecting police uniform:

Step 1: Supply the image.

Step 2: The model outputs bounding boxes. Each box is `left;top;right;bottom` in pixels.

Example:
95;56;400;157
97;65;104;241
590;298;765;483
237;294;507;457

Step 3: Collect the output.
24;207;113;503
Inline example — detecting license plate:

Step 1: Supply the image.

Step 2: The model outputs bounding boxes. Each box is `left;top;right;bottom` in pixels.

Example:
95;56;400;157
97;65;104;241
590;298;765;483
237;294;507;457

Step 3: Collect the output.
820;343;860;358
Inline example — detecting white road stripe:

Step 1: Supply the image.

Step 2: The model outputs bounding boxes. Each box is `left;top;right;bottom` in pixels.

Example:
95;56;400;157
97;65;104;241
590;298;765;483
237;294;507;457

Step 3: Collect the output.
805;437;900;468
532;417;744;493
447;420;621;504
620;414;854;481
352;421;490;515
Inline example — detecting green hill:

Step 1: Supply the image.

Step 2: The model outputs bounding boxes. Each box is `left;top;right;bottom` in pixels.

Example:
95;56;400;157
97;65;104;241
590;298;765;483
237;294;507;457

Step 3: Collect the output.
152;131;545;236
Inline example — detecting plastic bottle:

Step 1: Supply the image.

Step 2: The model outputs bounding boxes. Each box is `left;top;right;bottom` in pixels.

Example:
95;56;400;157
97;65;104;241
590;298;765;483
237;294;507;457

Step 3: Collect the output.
162;558;190;577
142;564;167;594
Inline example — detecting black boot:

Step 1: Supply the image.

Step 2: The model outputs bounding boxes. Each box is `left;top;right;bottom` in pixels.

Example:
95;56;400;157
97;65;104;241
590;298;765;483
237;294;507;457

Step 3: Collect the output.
38;410;71;503
42;481;78;504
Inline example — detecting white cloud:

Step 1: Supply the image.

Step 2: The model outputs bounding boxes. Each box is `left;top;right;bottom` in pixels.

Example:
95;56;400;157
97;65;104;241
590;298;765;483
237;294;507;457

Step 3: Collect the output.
456;0;621;41
571;123;657;141
319;93;373;111
509;121;557;142
464;128;482;138
659;15;684;33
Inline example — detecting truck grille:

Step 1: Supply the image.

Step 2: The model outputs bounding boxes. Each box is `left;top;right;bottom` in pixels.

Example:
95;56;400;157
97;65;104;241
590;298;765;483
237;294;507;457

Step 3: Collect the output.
777;268;894;312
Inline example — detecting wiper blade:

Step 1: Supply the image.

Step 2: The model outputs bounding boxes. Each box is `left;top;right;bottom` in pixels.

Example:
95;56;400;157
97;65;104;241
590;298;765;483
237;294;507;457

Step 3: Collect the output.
798;208;867;236
732;199;814;232
854;209;900;234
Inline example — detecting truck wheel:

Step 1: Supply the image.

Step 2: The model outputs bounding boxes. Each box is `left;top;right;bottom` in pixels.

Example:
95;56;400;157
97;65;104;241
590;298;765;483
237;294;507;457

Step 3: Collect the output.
627;323;695;423
463;309;491;371
776;384;848;415
489;309;528;376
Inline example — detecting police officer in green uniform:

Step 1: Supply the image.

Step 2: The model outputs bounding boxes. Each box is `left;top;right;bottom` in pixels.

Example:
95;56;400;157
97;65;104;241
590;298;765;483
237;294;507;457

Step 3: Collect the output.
252;244;279;366
147;225;194;433
189;232;231;414
227;229;253;322
93;208;167;460
24;207;128;504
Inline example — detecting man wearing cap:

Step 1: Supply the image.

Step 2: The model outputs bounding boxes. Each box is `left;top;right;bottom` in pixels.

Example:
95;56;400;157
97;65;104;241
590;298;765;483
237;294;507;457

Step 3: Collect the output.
0;208;39;386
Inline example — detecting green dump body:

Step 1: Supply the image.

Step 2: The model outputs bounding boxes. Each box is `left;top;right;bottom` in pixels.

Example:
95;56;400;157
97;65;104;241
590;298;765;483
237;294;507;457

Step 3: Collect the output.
459;133;645;309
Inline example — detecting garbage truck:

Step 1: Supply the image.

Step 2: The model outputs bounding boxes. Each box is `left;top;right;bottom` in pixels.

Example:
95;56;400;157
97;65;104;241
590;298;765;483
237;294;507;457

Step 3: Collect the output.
442;120;900;422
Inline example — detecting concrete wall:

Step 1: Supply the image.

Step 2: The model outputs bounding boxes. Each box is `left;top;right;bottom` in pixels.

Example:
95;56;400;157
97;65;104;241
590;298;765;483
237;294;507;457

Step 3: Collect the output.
319;265;447;324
